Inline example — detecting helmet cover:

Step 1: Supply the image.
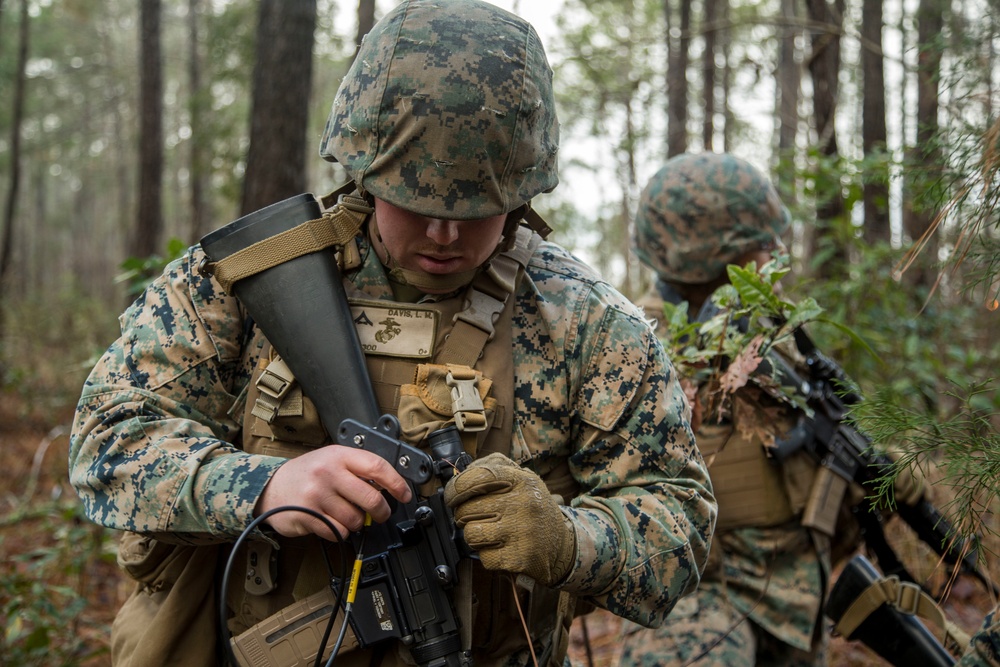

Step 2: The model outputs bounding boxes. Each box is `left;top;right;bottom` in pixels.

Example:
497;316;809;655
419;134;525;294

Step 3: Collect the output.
633;152;791;284
319;0;559;220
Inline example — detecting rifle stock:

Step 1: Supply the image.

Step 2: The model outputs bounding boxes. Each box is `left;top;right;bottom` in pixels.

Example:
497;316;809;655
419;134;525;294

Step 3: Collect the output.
826;554;957;667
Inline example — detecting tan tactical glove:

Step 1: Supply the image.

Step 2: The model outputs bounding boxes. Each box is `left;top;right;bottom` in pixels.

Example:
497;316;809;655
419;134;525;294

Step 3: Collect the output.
443;453;576;586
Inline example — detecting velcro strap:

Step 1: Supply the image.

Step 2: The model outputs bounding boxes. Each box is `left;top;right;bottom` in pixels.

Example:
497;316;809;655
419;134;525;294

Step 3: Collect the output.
449;226;534;343
209;194;372;294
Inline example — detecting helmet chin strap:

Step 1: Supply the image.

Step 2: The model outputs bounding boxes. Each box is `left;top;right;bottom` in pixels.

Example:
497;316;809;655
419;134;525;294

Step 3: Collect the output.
387;264;479;293
371;206;527;295
369;222;482;295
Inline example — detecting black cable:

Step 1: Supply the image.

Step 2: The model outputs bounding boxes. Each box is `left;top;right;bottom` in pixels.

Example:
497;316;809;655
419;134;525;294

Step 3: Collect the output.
313;537;344;667
219;506;349;667
324;524;369;667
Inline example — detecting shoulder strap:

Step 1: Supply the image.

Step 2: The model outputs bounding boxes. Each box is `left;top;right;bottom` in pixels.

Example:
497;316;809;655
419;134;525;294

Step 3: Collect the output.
205;185;372;294
523;206;553;239
437;225;540;368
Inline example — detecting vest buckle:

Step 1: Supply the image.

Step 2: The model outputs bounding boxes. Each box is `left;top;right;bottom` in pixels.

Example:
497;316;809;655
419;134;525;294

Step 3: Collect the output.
447;369;487;432
251;356;295;423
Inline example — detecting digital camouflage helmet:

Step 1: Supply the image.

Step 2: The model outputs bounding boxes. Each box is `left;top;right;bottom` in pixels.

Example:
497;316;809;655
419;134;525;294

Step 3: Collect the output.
633;152;791;284
319;0;559;220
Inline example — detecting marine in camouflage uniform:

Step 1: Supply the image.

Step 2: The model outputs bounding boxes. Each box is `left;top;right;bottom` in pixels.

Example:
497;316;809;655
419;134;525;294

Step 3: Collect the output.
620;153;844;667
68;3;715;667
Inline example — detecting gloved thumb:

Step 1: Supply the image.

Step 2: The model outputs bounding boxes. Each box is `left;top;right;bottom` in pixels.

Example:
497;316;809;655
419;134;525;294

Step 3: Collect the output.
444;453;517;507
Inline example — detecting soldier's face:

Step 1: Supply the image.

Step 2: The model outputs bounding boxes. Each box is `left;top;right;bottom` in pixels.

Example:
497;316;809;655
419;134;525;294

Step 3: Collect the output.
372;198;507;278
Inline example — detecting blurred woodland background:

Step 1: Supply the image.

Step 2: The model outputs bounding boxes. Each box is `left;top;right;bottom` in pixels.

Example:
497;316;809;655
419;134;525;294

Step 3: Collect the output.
0;0;998;664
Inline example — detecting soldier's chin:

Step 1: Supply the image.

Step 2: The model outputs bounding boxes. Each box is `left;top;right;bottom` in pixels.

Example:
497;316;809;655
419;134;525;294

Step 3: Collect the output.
400;266;479;294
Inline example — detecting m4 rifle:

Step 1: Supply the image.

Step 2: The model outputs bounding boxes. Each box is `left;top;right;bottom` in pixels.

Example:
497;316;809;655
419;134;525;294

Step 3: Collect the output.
765;328;996;598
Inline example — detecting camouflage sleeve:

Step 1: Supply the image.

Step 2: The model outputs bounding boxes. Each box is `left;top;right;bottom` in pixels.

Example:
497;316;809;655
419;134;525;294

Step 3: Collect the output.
68;247;284;542
959;604;1000;667
516;245;716;628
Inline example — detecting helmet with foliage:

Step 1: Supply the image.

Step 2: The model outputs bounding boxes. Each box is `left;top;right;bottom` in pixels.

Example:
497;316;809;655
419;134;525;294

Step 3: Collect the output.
633;152;790;284
319;0;559;220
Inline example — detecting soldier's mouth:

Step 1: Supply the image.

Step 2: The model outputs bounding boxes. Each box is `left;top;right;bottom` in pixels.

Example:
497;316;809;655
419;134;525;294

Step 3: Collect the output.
416;254;463;273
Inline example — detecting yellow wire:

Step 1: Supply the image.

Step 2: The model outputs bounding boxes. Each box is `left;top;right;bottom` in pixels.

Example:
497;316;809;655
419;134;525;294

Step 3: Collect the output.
347;513;373;604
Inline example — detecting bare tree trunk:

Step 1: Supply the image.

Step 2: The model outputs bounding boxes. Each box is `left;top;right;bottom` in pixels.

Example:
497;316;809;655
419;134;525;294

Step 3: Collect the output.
806;0;847;275
861;0;890;244
354;0;376;61
622;99;639;298
902;0;946;289
30;164;44;293
0;0;29;320
188;0;211;243
134;0;164;261
0;0;7;51
241;0;318;216
701;0;718;151
719;0;733;151
776;0;802;202
666;0;691;157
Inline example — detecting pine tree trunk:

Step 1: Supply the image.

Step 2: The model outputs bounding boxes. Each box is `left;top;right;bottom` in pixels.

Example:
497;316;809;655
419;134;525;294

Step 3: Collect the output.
806;0;847;276
241;0;318;216
0;0;30;315
862;0;890;244
903;0;946;289
777;0;802;203
701;0;718;151
666;0;691;157
134;0;164;261
354;0;376;62
188;0;211;243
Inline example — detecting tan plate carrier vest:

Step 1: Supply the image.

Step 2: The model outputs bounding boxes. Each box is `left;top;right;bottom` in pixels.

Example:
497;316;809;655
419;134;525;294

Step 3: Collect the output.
225;224;578;667
697;381;860;536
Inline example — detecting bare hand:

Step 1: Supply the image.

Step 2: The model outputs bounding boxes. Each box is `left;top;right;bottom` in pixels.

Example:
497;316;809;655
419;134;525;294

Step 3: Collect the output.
256;445;412;541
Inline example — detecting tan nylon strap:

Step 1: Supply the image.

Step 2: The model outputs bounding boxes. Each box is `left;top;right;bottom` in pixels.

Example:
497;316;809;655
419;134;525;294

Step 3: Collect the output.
319;180;362;209
523;207;553;239
441;226;538;367
833;575;967;649
209;194;372;294
456;559;474;653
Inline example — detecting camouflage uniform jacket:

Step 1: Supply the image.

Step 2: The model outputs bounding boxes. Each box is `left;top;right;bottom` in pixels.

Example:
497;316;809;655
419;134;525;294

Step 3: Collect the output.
959;604;1000;667
70;228;715;645
638;287;828;652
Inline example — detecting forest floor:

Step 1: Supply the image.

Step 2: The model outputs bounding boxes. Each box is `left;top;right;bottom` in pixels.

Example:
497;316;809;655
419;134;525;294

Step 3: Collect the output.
1;393;995;667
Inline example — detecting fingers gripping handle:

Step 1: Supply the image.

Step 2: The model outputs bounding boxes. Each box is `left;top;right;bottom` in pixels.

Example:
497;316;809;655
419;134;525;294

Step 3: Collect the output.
337;415;433;485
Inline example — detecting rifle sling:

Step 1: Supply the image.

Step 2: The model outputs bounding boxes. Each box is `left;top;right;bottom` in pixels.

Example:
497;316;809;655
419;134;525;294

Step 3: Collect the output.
834;572;969;652
207;185;372;294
